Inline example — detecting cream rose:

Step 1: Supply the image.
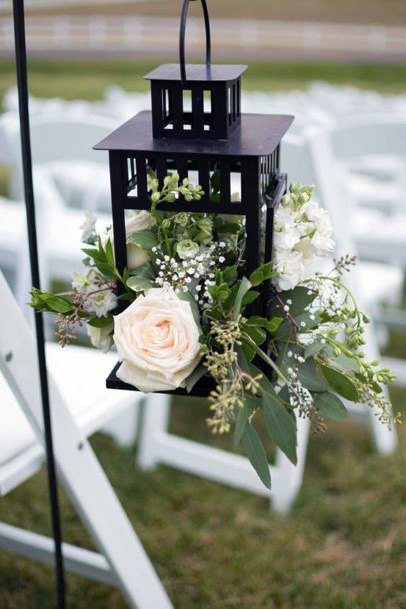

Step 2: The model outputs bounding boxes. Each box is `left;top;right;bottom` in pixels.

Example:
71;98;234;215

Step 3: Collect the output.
114;288;202;393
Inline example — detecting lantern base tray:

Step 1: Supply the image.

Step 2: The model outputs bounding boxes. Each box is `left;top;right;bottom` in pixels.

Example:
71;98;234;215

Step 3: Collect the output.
106;362;215;397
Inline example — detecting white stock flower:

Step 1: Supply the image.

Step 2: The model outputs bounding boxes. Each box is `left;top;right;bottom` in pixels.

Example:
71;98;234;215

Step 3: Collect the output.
114;288;202;393
273;224;301;250
80;212;97;244
86;322;114;352
86;289;117;318
273;250;307;291
272;186;335;291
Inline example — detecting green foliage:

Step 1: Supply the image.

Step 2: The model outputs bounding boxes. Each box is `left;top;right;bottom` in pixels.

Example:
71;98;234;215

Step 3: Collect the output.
262;392;298;465
185;365;206;393
249;262;276;287
297;358;329;392
320;365;360;402
242;423;271;489
232;277;251;321
30;288;72;314
126;276;154;293
245;315;283;333
127;229;158;250
315;392;349;421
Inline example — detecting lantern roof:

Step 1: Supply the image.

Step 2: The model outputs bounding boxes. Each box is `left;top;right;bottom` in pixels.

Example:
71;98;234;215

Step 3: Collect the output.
94;111;294;157
143;63;248;83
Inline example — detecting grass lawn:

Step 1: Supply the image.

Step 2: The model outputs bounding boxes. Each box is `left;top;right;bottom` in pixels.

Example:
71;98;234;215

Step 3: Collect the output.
30;0;406;27
1;60;406;111
0;383;404;609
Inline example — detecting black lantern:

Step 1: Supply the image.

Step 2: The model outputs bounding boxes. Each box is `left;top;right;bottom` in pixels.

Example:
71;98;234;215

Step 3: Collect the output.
94;0;294;395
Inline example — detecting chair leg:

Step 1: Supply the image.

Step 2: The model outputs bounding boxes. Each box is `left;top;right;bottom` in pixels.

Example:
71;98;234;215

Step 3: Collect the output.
270;416;311;514
137;393;172;471
101;400;141;448
59;438;174;609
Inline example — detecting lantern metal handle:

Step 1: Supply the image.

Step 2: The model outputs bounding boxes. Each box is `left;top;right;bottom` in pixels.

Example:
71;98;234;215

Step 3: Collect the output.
179;0;212;84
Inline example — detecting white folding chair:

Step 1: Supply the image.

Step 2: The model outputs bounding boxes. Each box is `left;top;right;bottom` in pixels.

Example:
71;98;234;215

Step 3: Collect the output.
328;115;406;216
0;271;173;609
323;117;406;272
0;168;112;317
0;112;118;205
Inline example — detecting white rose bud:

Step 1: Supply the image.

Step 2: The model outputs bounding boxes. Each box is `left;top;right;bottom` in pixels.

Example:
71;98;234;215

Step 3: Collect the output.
86;322;114;352
125;211;155;272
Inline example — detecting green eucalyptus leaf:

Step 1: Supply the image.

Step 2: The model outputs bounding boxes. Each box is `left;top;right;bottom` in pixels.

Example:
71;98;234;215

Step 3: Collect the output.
269;286;317;319
315;392;349;420
304;341;326;359
242;424;271;489
132;262;155;279
233;397;259;448
335;353;360;373
127;229;158;250
126;276;154;293
185;364;206;393
297;358;329;392
87;316;113;328
242;324;266;346
320;365;360;402
263;393;297;465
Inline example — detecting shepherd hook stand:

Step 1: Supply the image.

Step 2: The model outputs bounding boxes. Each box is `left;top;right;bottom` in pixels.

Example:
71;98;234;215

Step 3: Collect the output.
12;0;66;606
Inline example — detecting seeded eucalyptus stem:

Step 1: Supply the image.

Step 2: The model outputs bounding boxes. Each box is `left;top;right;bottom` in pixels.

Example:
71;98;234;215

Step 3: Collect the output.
242;333;290;385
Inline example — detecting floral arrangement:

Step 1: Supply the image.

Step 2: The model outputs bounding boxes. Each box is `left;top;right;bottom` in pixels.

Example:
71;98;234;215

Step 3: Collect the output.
30;175;397;488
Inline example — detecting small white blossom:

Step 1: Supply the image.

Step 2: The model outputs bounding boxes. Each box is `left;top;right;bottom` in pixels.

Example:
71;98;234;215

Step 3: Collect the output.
86;289;117;318
80;212;97;244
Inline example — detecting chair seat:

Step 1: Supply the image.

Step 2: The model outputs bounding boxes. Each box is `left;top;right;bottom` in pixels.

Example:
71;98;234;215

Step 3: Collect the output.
354;209;406;265
45;207;112;275
0;197;25;253
0;344;139;468
356;261;403;309
46;160;112;213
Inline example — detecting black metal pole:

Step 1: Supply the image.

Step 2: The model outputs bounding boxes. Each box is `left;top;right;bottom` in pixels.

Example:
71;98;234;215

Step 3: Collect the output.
12;1;66;607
